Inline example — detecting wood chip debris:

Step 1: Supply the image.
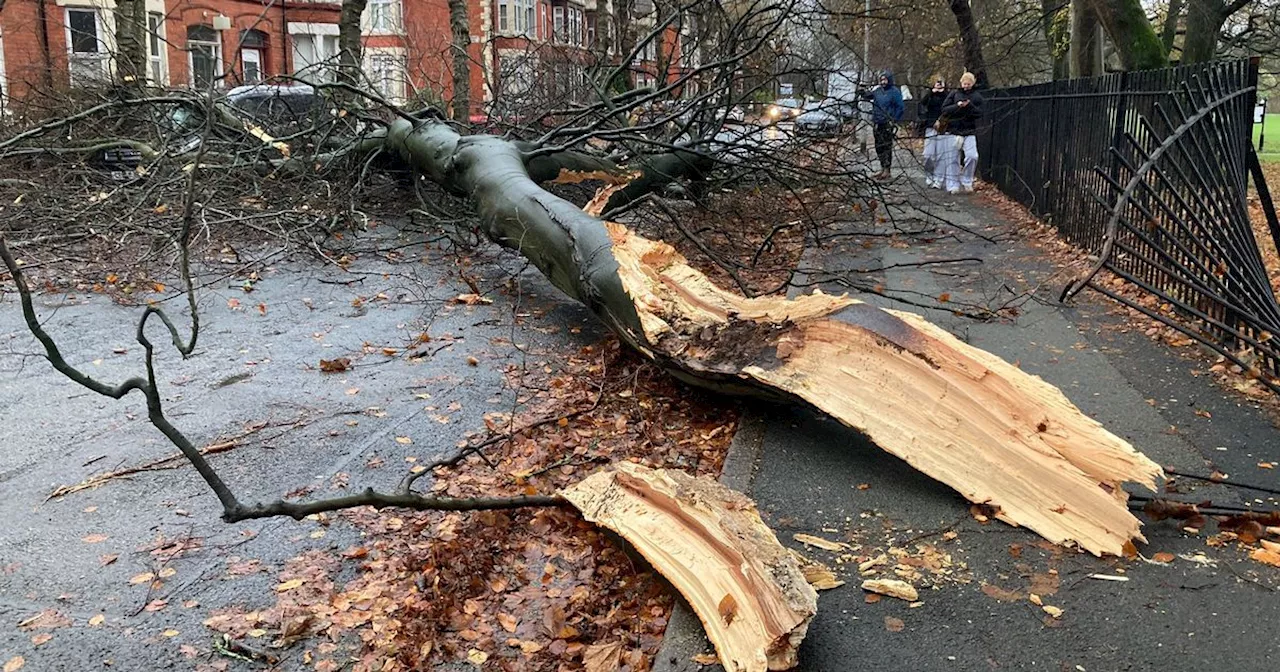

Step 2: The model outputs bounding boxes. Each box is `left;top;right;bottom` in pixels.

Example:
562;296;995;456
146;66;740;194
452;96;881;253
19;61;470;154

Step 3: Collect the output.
860;579;919;602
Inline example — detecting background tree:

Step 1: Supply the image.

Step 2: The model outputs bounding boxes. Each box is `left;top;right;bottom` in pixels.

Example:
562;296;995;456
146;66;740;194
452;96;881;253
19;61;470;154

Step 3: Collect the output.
338;0;370;85
1090;0;1168;70
1182;0;1253;63
113;0;148;90
449;0;471;120
1070;0;1104;77
948;0;990;87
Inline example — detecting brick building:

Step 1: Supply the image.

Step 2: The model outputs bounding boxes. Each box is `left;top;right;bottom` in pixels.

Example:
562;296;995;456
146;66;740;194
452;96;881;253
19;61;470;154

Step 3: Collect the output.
0;0;692;117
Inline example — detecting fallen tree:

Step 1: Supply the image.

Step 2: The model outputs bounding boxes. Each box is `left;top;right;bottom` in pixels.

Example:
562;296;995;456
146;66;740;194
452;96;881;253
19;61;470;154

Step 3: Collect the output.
372;115;1164;557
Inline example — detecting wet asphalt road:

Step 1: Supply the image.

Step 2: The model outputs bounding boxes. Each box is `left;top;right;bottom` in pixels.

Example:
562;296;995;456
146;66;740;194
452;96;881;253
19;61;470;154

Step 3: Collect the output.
0;231;601;670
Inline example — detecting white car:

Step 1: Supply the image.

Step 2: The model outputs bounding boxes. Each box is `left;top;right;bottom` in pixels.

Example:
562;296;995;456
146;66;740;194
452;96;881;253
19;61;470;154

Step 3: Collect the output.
767;98;803;121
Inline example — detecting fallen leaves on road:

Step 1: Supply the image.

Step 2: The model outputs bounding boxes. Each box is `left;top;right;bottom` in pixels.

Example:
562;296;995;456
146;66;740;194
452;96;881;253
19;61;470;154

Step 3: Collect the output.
980;584;1023;603
200;340;737;671
30;633;52;646
81;533;108;544
3;656;24;672
319;358;350;373
1151;552;1176;564
884;616;905;632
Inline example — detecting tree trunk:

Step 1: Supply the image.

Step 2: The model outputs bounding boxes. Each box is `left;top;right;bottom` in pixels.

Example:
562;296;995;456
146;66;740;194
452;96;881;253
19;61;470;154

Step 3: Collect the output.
1161;0;1185;55
375;117;1164;556
1070;0;1104;77
1091;0;1168;70
948;0;990;88
1182;0;1250;64
113;0;148;90
338;0;369;86
449;0;472;121
1043;0;1071;79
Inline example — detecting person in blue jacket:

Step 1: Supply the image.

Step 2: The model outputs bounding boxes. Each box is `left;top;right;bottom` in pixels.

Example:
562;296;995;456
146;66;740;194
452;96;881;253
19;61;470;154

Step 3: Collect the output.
858;70;905;179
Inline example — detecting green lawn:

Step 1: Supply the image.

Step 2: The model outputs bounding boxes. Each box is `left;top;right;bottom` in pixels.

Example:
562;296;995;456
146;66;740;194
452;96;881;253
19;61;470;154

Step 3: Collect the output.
1256;113;1280;163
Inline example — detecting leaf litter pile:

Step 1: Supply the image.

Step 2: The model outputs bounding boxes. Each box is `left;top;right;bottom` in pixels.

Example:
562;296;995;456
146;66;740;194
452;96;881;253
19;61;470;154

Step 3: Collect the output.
202;340;738;672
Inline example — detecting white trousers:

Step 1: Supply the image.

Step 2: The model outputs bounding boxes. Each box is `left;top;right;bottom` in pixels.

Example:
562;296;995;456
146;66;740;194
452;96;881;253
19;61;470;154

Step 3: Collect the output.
923;128;947;184
944;134;978;191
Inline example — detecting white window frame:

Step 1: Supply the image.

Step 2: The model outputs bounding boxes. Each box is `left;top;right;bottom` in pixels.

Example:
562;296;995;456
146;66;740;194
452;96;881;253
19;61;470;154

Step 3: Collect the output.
241;48;262;84
65;7;112;85
147;12;168;85
363;0;402;35
553;6;564;42
288;23;340;84
499;1;509;33
499;0;533;37
364;46;407;104
0;28;8;115
186;25;223;90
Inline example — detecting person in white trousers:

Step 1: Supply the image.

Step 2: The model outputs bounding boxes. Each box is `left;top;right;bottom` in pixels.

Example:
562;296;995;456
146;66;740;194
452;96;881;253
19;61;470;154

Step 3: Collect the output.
917;78;949;188
939;72;985;194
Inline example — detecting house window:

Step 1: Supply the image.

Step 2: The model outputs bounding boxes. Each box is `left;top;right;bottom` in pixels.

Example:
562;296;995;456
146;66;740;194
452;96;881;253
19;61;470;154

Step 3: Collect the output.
366;49;406;103
66;8;109;84
569;6;581;46
290;24;340;83
500;0;533;36
147;13;168;85
586;14;596;46
365;0;402;34
187;25;222;89
240;29;267;84
553;6;564;41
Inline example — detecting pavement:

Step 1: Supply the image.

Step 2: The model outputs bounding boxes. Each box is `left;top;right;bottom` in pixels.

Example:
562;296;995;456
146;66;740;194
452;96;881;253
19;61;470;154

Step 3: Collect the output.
654;166;1280;671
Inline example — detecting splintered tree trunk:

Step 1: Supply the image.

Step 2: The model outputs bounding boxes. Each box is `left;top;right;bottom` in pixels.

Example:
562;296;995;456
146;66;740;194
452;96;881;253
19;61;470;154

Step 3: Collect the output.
113;0;148;89
338;0;370;86
378;117;1164;557
561;463;817;672
448;0;471;121
948;0;990;88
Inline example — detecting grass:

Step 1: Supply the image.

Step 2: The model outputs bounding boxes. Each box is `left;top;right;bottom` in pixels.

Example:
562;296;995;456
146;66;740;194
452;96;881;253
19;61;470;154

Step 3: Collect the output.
1255;113;1280;163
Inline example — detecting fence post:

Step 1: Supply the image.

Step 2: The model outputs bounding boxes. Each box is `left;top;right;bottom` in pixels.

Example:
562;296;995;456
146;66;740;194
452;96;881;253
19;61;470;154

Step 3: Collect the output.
1107;71;1130;198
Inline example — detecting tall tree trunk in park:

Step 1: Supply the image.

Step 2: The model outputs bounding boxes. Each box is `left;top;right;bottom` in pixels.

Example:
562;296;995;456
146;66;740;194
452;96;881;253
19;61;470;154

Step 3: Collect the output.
1042;0;1071;79
1090;0;1168;70
449;0;472;120
948;0;989;88
1182;0;1252;64
1161;0;1185;55
113;0;149;90
338;0;370;86
1070;0;1104;77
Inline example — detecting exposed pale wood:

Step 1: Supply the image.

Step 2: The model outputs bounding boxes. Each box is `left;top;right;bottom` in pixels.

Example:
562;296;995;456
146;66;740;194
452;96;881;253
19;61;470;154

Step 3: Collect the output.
560;462;817;672
861;579;919;602
603;223;1164;557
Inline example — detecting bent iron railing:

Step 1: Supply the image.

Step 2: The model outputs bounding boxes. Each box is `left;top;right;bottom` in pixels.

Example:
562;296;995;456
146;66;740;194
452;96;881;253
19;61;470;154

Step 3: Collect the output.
979;58;1280;394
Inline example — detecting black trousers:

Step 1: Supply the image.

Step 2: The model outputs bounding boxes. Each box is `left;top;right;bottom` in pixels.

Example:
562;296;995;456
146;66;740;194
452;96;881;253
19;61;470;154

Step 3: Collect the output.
873;122;896;170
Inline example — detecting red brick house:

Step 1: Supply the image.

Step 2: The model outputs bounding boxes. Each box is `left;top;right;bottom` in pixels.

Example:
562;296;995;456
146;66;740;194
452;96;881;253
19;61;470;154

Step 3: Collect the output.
0;0;693;117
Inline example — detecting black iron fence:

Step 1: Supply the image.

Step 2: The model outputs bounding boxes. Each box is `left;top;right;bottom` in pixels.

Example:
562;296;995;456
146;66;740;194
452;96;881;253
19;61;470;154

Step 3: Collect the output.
978;58;1280;393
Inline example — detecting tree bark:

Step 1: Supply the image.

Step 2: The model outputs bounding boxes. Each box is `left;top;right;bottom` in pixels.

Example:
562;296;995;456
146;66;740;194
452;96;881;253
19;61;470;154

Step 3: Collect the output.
338;0;369;86
1070;0;1104;77
948;0;990;88
113;0;148;90
449;0;472;121
1161;0;1185;55
1043;0;1071;79
376;117;1164;556
1182;0;1251;64
1091;0;1168;70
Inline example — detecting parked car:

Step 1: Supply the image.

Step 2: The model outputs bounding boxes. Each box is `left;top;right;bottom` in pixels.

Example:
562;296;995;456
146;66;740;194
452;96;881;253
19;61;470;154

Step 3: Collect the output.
225;83;325;130
767;97;803;121
795;101;841;136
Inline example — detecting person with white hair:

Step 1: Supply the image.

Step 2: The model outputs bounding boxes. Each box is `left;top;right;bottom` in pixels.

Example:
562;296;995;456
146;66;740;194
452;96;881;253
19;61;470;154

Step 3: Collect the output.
939;71;985;194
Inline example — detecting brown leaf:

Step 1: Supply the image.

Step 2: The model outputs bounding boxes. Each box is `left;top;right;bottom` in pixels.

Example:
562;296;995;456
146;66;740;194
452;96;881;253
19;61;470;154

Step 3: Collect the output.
980;584;1023;603
583;641;623;672
319;358;350;373
718;594;738;625
275;578;304;592
99;554;119;566
1151;551;1175;564
497;613;519;633
81;534;108;544
452;293;493;306
4;656;24;672
30;633;52;646
88;614;105;626
864;593;881;604
128;572;155;585
1250;547;1280;568
884;616;905;632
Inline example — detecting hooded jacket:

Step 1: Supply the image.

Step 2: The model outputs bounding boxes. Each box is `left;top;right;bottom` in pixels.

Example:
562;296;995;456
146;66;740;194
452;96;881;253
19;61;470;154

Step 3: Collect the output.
859;71;905;125
940;88;985;135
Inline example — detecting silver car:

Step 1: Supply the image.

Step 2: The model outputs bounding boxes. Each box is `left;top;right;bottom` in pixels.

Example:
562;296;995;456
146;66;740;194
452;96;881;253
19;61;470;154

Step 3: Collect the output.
795;101;841;136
